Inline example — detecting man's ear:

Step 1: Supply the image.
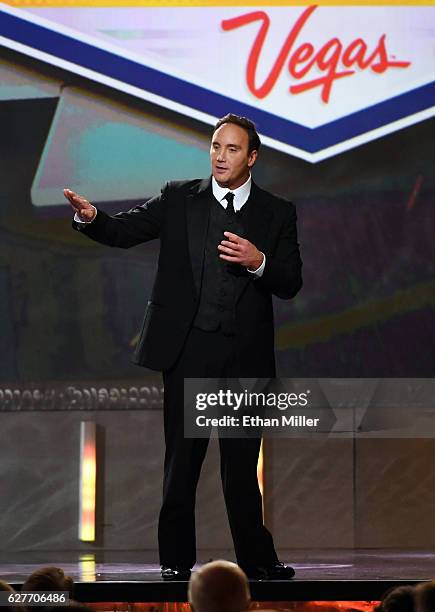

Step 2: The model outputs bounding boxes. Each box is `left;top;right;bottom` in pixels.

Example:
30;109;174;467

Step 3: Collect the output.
248;150;258;168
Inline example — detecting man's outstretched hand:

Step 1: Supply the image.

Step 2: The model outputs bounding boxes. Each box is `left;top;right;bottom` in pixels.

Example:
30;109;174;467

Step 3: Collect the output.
63;188;97;222
218;231;264;271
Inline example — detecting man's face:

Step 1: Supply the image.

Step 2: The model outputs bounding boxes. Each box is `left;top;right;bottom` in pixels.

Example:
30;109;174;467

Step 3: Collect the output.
210;122;257;190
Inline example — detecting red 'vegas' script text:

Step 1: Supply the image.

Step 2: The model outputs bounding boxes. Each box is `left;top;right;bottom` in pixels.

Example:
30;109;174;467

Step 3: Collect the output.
222;5;411;103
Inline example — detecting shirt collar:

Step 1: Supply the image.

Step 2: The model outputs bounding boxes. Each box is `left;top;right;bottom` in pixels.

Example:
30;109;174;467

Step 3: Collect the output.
211;174;252;212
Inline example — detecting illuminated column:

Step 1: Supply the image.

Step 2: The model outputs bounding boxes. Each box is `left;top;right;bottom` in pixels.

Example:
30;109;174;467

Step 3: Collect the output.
79;421;97;542
257;439;264;518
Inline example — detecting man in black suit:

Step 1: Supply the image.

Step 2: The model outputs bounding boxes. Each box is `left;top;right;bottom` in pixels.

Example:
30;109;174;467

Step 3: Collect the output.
64;114;302;581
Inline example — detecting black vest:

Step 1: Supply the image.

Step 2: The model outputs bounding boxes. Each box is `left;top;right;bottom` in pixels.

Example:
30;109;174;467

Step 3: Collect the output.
193;193;249;335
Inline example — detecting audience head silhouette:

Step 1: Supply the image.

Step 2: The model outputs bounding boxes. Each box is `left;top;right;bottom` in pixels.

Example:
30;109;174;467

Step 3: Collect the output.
22;566;74;611
188;560;250;612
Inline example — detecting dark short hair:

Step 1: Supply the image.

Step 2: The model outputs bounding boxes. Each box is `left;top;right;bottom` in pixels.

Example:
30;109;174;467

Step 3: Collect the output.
213;114;261;154
22;567;74;597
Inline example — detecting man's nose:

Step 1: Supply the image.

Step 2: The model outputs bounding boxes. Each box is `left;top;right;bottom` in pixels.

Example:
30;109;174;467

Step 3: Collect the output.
216;150;225;162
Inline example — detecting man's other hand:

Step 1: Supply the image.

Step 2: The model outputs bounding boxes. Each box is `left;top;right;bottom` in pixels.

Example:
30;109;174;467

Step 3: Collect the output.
63;188;97;222
218;231;264;271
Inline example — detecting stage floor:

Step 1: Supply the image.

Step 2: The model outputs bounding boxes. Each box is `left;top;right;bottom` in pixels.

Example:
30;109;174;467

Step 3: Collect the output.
1;549;434;603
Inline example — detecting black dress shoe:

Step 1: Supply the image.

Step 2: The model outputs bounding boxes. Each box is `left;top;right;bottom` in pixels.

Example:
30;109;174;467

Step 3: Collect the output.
242;562;295;581
161;565;191;581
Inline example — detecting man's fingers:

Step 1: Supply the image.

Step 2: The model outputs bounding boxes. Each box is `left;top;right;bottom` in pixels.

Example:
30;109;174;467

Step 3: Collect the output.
63;189;91;210
72;196;89;208
63;189;74;203
218;246;239;256
63;189;81;207
219;241;241;251
63;188;79;203
218;243;243;259
219;254;240;262
223;231;241;242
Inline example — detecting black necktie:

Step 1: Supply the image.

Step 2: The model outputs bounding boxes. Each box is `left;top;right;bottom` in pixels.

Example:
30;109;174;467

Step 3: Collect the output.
224;192;236;216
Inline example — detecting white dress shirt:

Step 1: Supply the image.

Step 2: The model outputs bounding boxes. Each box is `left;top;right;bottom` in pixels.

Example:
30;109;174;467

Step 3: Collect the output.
212;174;251;211
211;174;265;277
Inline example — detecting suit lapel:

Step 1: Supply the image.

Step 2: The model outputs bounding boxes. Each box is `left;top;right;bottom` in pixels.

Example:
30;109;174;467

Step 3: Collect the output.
242;181;272;254
236;181;273;302
186;177;212;298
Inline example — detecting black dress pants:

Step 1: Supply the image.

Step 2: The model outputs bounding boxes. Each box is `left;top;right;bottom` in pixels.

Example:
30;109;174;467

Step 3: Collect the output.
158;327;279;569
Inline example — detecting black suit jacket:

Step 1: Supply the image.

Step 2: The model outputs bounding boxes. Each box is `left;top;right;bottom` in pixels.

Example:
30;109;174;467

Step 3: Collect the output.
73;178;302;372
